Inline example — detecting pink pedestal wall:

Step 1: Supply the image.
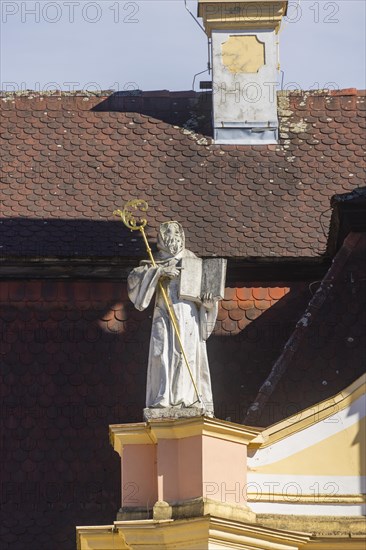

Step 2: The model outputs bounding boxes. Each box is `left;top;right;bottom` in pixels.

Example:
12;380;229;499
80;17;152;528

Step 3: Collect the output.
111;417;260;513
121;444;157;509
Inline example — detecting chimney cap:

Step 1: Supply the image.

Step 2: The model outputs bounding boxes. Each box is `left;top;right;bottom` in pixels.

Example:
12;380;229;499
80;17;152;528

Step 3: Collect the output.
198;0;288;36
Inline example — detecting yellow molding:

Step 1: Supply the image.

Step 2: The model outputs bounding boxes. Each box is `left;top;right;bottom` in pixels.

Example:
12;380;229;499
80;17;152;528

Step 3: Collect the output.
247;493;366;504
77;516;314;550
252;416;366;475
114;517;207;548
149;415;261;443
198;0;288;35
250;374;366;449
109;422;155;456
77;526;130;550
110;417;261;456
210;515;312;547
305;538;366;550
258;514;366;535
77;516;365;549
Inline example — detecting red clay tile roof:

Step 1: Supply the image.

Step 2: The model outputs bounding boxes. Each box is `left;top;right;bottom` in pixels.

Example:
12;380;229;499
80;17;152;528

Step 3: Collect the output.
1;89;365;259
216;285;290;335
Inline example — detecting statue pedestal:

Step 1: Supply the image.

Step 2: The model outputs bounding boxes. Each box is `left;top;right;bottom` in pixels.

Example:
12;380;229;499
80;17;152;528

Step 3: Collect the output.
109;415;259;523
78;415;314;549
143;406;210;421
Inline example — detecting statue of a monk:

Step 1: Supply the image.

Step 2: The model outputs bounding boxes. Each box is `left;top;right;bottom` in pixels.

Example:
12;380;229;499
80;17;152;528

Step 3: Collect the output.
127;221;219;416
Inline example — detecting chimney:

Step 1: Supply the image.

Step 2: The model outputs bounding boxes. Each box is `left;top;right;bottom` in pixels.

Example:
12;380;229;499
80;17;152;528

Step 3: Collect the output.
198;0;288;144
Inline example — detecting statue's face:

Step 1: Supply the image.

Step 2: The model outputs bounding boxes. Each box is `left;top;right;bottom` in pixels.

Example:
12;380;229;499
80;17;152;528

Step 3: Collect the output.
158;222;184;255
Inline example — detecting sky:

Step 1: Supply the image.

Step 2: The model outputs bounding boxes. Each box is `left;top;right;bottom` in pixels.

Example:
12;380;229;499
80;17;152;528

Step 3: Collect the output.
0;0;365;93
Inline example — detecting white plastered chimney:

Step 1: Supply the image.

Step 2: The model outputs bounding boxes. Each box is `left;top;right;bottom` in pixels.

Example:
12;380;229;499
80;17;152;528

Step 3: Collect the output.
198;0;288;144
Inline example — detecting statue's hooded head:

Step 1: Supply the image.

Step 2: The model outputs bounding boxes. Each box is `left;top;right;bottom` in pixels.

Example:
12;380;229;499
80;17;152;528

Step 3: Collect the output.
157;221;185;257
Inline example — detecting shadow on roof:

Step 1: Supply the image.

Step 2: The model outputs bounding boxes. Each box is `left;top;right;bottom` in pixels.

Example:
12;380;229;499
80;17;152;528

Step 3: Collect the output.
91;90;213;137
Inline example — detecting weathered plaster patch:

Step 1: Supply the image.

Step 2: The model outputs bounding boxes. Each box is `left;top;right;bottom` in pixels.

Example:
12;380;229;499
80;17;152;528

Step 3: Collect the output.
222;35;265;74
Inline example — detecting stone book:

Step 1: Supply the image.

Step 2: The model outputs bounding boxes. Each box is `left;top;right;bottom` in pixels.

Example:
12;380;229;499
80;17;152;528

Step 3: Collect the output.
179;257;227;303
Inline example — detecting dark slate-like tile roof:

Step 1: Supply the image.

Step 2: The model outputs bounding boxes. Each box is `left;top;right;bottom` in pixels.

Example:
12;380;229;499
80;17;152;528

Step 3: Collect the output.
0;281;143;549
0;278;311;547
249;232;366;426
0;89;365;259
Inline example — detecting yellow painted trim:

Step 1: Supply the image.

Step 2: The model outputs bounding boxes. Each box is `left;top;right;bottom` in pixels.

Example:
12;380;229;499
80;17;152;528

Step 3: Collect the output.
149;416;260;443
110;417;260;455
210;516;311;549
77;515;313;550
198;0;288;35
250;374;366;449
115;517;208;548
77;517;365;549
247;493;366;504
77;526;131;550
306;538;366;550
109;423;155;456
258;515;366;546
254;415;366;475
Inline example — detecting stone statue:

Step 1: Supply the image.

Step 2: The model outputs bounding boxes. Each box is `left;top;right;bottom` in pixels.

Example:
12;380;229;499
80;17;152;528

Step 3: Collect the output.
127;221;225;418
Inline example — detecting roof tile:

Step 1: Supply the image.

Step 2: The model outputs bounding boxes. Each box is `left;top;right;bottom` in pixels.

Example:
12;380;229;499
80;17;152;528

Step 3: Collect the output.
1;90;365;258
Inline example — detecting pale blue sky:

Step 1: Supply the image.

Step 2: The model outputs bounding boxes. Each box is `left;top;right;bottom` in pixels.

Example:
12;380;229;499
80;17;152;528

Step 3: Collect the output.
1;0;365;92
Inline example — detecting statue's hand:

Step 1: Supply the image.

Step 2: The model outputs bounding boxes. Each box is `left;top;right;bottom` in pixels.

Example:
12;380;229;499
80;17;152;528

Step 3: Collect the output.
202;292;215;309
161;266;181;279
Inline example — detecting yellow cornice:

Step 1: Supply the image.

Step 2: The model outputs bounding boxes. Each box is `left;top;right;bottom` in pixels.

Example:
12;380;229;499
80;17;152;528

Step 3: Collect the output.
77;516;313;550
149;415;261;443
305;538;366;550
247;492;366;504
198;0;288;36
257;515;366;545
77;516;365;549
114;517;207;548
109;422;155;456
76;525;129;550
250;374;366;449
110;416;261;456
209;516;312;547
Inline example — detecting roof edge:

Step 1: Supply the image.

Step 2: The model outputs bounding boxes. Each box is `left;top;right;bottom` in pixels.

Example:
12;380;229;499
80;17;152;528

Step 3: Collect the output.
250;373;366;449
